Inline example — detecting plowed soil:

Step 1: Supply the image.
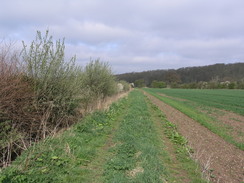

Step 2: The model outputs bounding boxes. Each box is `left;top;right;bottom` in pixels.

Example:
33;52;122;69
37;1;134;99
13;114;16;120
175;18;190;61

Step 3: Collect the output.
200;108;244;144
144;92;244;183
158;93;244;144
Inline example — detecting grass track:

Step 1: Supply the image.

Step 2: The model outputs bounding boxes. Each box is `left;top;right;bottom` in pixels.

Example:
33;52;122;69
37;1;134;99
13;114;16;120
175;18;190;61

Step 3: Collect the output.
103;90;166;182
103;90;207;183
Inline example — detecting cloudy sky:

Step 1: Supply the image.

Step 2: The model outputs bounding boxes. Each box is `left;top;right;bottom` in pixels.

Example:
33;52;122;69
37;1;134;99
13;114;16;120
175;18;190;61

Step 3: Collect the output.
1;0;244;74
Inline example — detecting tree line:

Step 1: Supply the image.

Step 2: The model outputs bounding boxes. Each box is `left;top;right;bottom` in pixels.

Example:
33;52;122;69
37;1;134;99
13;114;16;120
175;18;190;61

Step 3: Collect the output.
116;63;244;89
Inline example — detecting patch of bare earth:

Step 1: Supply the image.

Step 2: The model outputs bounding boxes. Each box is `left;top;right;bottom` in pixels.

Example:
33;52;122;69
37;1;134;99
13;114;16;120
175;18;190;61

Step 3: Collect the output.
127;166;144;177
145;92;244;183
200;108;244;144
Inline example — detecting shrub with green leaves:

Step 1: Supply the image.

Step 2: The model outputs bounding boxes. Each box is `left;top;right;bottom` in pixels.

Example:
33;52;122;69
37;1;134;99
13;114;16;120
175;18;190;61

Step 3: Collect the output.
151;80;166;88
118;80;131;92
134;79;146;88
21;30;83;138
80;59;117;108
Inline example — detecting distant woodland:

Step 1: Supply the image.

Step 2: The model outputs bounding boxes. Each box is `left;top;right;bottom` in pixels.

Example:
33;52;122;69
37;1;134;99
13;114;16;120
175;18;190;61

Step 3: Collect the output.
116;63;244;89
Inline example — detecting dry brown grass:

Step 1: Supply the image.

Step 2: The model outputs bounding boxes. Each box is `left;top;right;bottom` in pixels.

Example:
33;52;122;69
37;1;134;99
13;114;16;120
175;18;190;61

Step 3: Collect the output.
79;91;130;116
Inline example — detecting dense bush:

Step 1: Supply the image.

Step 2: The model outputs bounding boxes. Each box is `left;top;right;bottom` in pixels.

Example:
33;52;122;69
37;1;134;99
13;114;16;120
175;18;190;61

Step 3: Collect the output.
21;30;83;139
151;80;166;88
80;60;117;110
118;80;131;92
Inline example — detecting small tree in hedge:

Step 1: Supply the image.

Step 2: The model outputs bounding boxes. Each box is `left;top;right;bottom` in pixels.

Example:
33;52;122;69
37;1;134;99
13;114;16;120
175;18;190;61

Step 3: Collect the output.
80;59;117;109
21;30;82;138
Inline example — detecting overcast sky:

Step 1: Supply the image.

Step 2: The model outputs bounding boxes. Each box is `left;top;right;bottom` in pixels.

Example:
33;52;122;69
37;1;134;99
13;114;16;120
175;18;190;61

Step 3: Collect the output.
1;0;244;74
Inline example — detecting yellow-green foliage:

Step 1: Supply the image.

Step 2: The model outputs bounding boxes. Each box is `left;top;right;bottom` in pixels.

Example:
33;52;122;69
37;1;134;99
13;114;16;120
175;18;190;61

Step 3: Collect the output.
119;80;130;92
80;60;117;108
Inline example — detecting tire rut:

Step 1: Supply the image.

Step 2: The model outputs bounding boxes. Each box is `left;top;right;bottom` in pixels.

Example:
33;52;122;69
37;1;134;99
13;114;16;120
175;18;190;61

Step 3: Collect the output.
145;92;244;183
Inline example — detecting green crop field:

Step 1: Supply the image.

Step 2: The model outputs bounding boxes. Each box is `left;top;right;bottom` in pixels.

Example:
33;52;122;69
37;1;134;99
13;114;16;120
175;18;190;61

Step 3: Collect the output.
144;88;244;116
144;88;244;150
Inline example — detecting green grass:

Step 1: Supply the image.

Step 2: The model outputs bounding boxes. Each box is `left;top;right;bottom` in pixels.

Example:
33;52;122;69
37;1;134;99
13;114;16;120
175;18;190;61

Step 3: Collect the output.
144;88;244;150
103;91;167;182
145;88;244;116
0;97;128;183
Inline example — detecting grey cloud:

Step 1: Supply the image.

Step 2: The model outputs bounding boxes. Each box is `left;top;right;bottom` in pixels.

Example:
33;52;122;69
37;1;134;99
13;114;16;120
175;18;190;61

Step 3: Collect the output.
1;0;244;73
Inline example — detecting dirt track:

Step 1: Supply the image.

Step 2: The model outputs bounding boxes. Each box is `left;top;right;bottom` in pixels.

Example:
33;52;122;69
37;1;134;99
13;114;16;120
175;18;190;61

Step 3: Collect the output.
145;92;244;183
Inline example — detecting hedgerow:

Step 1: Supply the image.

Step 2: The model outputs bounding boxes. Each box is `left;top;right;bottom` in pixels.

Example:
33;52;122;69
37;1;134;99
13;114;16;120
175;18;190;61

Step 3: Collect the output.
0;30;118;167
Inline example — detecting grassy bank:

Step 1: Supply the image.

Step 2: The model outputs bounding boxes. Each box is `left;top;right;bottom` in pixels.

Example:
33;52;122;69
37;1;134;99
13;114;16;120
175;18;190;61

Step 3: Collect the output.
0;97;128;183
